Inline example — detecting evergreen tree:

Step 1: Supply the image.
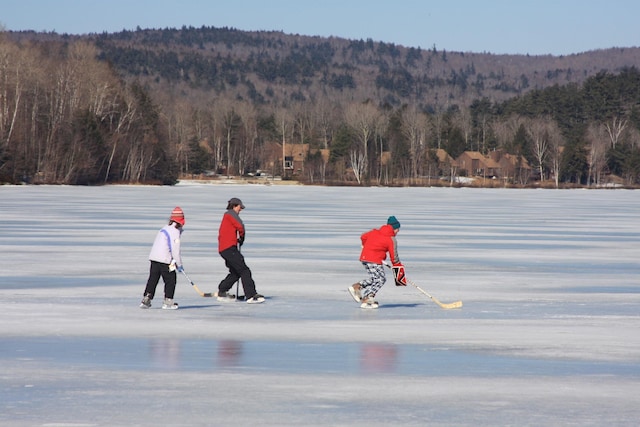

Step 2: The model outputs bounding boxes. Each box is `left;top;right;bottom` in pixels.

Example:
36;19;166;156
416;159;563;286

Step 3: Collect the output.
560;141;588;184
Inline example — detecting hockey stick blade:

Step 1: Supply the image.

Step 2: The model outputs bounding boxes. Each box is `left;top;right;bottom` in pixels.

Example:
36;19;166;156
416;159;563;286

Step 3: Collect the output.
382;262;462;309
180;270;213;297
193;284;213;298
408;279;462;309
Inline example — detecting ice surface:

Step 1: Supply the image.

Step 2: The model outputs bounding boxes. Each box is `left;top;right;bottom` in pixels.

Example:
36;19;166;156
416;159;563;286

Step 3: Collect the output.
1;183;639;426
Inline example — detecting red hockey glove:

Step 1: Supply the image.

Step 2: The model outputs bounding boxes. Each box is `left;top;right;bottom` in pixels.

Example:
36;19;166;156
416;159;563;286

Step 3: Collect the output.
392;262;407;286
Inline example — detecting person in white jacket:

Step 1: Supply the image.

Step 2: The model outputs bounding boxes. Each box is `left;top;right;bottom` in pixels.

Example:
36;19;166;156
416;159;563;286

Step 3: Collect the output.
139;207;185;310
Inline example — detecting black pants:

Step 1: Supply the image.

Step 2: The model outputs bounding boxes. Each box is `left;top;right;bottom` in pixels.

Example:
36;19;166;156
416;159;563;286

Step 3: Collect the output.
144;261;177;299
218;246;257;298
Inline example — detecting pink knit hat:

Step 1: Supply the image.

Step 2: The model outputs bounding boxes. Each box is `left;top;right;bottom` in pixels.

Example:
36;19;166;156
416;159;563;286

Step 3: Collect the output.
170;206;185;226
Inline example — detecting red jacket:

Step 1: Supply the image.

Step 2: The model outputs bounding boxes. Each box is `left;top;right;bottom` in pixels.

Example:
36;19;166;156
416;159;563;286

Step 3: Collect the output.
218;210;245;252
359;224;400;265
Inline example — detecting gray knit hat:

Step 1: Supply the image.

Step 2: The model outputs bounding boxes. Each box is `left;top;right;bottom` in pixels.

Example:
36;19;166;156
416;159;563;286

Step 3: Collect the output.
228;197;245;209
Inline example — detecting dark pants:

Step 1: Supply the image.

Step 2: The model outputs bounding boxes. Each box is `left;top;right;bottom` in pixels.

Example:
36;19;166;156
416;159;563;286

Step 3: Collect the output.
218;246;257;298
144;261;177;299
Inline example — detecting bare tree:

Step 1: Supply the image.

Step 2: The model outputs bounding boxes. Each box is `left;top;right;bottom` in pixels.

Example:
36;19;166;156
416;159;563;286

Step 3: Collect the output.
349;149;366;184
548;127;564;188
375;110;390;185
313;96;340;149
524;116;554;181
344;101;381;182
206;98;246;177
400;105;429;180
604;116;627;149
585;123;609;186
206;103;225;174
291;101;313;176
221;104;238;178
275;107;294;177
450;106;473;150
235;101;258;175
36;42;106;183
159;98;191;177
0;40;23;156
104;89;136;183
119;82;169;184
492;115;525;151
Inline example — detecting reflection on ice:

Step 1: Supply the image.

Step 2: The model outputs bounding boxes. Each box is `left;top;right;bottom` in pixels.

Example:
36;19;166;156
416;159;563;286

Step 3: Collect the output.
149;338;182;369
3;337;638;377
360;344;398;374
217;340;243;367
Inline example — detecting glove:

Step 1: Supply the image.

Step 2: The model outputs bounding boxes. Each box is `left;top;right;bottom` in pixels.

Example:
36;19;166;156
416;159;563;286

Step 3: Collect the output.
169;260;177;272
237;234;245;247
177;265;184;273
392;262;407;286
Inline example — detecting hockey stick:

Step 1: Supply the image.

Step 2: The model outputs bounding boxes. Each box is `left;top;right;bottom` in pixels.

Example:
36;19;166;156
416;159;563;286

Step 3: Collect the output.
234;279;244;300
235;244;245;301
180;269;213;297
406;278;462;309
384;263;462;309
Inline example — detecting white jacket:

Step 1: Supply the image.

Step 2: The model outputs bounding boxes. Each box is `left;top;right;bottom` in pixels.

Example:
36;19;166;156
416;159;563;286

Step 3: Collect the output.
148;223;183;267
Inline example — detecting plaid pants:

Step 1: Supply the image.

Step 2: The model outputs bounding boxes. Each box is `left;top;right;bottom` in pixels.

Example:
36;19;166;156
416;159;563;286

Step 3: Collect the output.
359;262;386;298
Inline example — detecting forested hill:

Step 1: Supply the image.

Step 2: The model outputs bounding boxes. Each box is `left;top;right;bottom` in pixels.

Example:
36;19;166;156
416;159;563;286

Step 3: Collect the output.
2;27;640;187
11;26;640;111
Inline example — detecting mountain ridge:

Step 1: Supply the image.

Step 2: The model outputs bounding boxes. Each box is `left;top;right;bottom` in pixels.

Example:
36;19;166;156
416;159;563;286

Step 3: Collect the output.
10;26;639;110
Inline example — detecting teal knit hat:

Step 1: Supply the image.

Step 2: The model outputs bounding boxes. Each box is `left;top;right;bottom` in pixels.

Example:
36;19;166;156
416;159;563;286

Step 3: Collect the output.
387;216;401;230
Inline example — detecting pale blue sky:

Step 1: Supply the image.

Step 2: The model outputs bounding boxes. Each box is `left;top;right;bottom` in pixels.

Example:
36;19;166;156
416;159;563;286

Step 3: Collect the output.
2;0;639;56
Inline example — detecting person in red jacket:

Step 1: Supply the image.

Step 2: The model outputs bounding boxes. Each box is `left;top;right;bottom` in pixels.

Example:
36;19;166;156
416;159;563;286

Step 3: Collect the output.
349;216;407;309
215;197;264;304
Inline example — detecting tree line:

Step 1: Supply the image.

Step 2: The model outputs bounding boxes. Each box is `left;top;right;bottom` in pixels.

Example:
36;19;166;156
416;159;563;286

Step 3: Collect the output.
1;30;640;186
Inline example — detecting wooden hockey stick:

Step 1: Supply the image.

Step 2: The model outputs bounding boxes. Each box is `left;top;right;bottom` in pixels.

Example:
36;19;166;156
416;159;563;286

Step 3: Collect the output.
180;270;213;297
383;262;462;309
407;278;462;309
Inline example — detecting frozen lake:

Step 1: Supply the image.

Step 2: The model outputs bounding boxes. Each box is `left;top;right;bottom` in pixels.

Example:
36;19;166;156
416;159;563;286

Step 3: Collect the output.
1;183;639;426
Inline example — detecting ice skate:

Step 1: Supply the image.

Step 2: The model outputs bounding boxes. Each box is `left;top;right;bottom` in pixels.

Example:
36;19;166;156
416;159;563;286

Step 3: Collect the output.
162;298;178;310
246;294;265;304
139;295;152;309
348;283;362;302
215;291;237;302
360;295;379;309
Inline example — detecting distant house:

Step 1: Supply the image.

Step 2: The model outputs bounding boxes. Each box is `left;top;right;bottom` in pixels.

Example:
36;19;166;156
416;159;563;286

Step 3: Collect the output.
456;151;499;177
260;141;282;175
435;148;458;177
284;143;309;175
488;150;532;181
260;142;310;177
